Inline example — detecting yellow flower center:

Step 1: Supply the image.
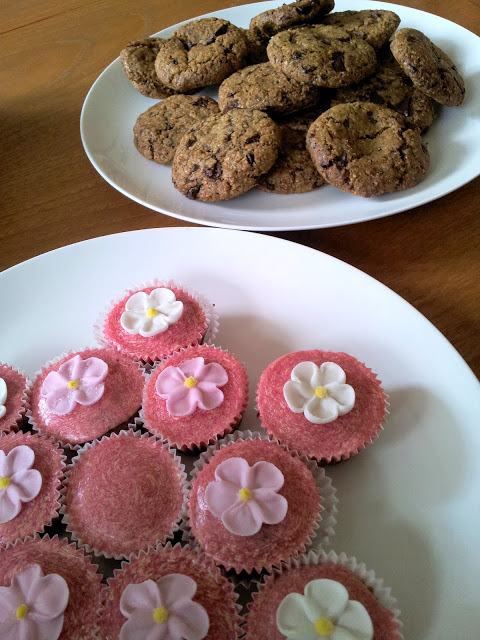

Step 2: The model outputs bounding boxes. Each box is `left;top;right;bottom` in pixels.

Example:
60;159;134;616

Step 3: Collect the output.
238;487;252;502
16;604;28;620
68;379;80;390
146;307;158;318
314;386;328;399
315;617;334;636
184;376;197;389
0;477;10;489
153;606;168;624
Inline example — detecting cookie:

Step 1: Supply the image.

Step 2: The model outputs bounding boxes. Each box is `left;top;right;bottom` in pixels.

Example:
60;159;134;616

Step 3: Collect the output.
133;94;220;164
322;10;401;49
250;0;335;39
120;38;177;99
333;49;436;131
390;28;465;106
172;108;281;201
267;25;377;88
241;28;269;64
257;109;326;194
218;63;321;115
154;18;248;92
306;101;430;197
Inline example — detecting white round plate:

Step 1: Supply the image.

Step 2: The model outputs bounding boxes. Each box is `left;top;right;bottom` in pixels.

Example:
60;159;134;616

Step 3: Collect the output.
81;0;480;231
1;227;479;637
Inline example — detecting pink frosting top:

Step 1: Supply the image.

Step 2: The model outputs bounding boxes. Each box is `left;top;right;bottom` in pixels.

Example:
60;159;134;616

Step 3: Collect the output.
119;574;209;640
205;457;288;536
0;446;42;524
0;364;28;434
0;564;69;640
156;357;228;417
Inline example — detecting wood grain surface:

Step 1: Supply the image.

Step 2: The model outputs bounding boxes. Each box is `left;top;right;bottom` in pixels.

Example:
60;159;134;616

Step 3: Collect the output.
1;0;479;377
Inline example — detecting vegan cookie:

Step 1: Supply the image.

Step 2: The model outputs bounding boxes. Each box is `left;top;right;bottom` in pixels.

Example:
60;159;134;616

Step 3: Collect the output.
155;18;248;92
133;94;220;164
390;28;465;106
218;62;321;115
257;109;326;194
322;9;401;50
120;38;177;98
306;101;430;197
172;108;281;201
267;25;377;88
250;0;335;39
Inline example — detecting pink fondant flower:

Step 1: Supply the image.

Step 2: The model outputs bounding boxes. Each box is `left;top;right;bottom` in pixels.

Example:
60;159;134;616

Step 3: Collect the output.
41;354;108;415
119;574;209;640
0;445;42;524
0;564;69;640
155;356;228;417
204;457;288;536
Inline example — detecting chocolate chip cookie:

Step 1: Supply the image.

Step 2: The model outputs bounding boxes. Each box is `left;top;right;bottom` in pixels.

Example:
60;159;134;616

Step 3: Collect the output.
257;109;326;193
322;10;400;49
390;28;465;106
120;38;177;98
154;18;248;93
172;108;281;201
333;49;436;131
133;95;220;165
306;101;430;197
267;25;377;88
250;0;335;39
218;63;321;115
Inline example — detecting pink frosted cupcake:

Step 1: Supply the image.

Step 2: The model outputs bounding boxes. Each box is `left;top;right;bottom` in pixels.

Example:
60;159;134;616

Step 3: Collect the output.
186;432;337;574
97;280;218;362
101;543;242;640
61;430;186;559
0;534;103;640
141;345;249;451
257;350;388;463
27;347;144;447
0;432;65;546
245;549;403;640
0;363;28;434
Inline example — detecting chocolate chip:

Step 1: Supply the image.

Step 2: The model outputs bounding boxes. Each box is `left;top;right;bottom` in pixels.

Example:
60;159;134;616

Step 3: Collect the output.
333;152;348;168
245;134;260;144
332;51;346;72
408;64;417;73
246;153;255;165
366;110;377;124
302;65;316;73
214;23;229;37
371;12;380;20
228;99;239;109
204;161;223;179
292;51;303;59
343;118;350;128
185;138;196;149
186;185;201;200
395;96;411;117
193;97;210;107
297;3;313;14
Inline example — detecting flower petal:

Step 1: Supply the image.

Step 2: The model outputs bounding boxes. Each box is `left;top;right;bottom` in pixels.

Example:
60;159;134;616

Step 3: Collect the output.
141;315;169;337
214;457;249;487
165;386;196;417
276;592;318;639
168;600;209;640
197;362;228;386
78;357;108;386
330;628;358;640
283;381;310;413
9;469;42;502
318;362;346;385
31;617;65;640
247;461;284;492
303;579;349;622
120;310;147;335
0;490;21;523
291;361;321;388
11;564;43;596
40;370;69;397
0;621;18;640
304;396;339;424
205;480;240;518
222;500;263;536
0;585;21;618
0;378;6;406
325;383;355;415
336;600;373;640
27;573;69;619
147;288;175;308
178;358;205;379
73;385;105;407
251;489;288;525
3;446;35;476
195;383;224;411
157;574;197;609
44;388;77;416
125;291;149;313
120;613;166;640
120;580;162;618
158;300;183;324
156;367;186;396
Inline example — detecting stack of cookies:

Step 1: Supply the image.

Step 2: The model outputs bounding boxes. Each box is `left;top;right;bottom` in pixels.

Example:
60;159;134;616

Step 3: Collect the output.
121;0;465;201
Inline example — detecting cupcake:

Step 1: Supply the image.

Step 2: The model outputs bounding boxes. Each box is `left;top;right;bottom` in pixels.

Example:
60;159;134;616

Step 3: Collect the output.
27;347;144;447
141;345;249;451
0;432;65;546
101;543;243;640
0;534;103;640
60;429;186;559
96;280;218;362
245;549;403;639
186;431;337;574
257;350;388;462
0;363;28;434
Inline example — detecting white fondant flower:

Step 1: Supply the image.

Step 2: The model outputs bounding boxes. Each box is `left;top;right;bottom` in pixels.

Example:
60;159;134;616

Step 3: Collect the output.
120;288;184;337
0;446;42;524
276;579;373;640
0;377;7;419
283;362;355;424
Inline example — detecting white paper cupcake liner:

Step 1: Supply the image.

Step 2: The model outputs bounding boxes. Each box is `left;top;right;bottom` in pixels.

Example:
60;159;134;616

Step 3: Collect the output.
0;363;29;434
181;429;338;575
59;428;188;561
93;278;219;364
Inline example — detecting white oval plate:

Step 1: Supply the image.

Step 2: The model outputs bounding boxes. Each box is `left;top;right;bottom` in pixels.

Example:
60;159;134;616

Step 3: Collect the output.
1;227;479;637
81;0;480;231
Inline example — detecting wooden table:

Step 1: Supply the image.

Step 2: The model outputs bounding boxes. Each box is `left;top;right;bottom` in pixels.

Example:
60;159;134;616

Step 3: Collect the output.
1;0;479;378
